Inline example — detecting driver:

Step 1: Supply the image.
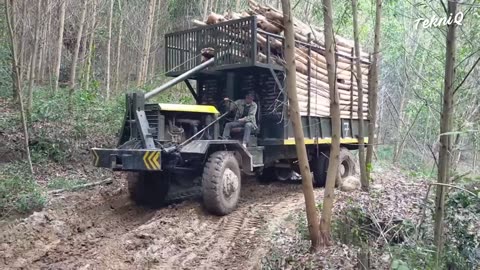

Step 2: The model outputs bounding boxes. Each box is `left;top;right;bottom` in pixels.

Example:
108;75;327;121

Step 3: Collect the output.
222;93;257;148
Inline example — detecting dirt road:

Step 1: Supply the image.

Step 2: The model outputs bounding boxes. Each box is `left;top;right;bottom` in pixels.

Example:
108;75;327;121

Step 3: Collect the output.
0;176;309;270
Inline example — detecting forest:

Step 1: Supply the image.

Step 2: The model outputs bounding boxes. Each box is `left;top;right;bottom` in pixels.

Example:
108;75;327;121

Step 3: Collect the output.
0;0;479;269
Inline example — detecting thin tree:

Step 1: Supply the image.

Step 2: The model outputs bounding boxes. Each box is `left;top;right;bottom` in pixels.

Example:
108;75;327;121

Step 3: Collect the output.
5;0;34;175
203;0;210;21
105;0;114;99
136;0;157;87
18;0;27;85
366;0;382;180
281;0;321;251
85;0;97;91
69;0;88;90
148;0;162;83
114;0;124;92
53;0;66;93
352;0;368;190
36;0;48;84
319;0;341;245
434;0;458;262
42;0;53;82
26;0;42;118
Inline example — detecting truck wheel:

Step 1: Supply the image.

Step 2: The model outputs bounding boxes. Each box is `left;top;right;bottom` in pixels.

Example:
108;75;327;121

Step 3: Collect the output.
310;153;328;187
257;167;275;184
127;172;170;207
202;151;241;215
258;167;292;183
339;148;356;178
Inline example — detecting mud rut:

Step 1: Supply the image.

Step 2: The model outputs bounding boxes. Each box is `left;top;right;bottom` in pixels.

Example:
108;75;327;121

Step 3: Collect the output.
1;176;312;270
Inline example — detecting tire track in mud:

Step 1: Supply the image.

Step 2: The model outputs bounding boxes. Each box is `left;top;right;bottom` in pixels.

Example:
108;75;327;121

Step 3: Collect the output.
1;178;312;270
169;182;306;270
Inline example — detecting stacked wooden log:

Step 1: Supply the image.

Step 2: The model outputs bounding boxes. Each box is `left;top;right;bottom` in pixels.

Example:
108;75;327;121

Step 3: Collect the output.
196;0;370;119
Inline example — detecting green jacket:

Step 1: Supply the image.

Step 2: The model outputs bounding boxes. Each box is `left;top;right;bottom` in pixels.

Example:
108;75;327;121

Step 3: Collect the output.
231;99;257;129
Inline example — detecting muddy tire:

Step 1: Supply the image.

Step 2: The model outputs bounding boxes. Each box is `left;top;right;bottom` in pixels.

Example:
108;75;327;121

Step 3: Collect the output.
127;172;170;207
258;167;292;183
310;153;329;187
257;167;275;184
339;148;356;178
202;151;241;215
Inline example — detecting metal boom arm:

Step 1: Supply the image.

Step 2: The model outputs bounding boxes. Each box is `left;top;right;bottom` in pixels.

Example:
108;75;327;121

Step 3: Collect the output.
144;58;215;100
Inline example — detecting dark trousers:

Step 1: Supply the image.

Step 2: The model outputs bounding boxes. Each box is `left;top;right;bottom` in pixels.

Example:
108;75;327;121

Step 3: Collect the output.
223;121;254;144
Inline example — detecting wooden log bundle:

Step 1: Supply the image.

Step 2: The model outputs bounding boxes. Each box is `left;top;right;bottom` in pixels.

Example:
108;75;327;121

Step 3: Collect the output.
197;0;370;119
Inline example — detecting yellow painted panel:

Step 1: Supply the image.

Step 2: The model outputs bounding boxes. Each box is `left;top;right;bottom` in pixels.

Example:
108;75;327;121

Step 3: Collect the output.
283;137;369;145
158;103;219;114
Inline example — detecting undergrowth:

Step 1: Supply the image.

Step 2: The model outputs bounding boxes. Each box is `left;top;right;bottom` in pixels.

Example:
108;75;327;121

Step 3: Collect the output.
0;162;46;217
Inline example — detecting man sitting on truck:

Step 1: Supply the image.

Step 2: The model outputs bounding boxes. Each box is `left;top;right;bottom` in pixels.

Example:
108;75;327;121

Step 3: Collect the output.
222;93;258;148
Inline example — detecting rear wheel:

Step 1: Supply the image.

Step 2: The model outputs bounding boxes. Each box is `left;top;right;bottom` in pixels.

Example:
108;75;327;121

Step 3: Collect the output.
258;166;293;183
339;148;356;178
310;153;329;187
202;151;241;215
127;171;170;207
310;148;356;187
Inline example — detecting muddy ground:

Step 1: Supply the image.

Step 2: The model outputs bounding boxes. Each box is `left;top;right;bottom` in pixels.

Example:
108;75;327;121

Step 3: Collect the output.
0;175;313;270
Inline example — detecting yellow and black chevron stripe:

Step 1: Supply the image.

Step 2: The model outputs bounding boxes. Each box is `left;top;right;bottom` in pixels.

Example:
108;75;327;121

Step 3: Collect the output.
92;149;99;166
143;151;161;170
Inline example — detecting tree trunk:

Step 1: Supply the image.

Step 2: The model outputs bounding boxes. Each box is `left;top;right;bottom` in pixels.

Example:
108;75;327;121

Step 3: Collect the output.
114;0;123;93
85;0;97;91
473;150;477;172
18;0;27;86
352;0;368;191
148;0;162;83
53;0;66;93
203;0;209;21
136;0;156;87
236;0;241;10
434;0;458;263
5;0;34;175
366;0;382;180
105;0;114;99
26;0;42;118
36;0;47;84
210;0;216;13
281;0;320;251
43;0;53;83
69;0;88;90
319;0;341;246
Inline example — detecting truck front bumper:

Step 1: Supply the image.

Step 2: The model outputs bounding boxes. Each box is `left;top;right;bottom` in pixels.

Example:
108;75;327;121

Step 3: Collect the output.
91;148;162;171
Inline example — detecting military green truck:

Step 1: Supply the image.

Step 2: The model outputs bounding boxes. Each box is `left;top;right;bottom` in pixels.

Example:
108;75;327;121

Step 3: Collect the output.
91;17;370;215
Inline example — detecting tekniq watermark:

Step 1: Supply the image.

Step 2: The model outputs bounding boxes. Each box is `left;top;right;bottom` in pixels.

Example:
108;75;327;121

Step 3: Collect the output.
414;12;464;29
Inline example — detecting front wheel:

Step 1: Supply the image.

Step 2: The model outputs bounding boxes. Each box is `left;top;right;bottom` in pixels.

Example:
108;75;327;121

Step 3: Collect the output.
202;151;241;215
127;171;170;207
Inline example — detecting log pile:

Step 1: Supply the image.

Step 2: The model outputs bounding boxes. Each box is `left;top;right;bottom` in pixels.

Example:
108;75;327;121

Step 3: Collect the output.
196;0;370;119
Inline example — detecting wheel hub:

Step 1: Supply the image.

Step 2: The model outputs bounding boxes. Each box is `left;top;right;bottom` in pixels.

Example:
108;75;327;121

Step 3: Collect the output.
222;168;239;198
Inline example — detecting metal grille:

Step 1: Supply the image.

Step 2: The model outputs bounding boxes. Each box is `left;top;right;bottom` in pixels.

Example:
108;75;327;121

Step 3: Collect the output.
165;17;257;74
145;107;159;138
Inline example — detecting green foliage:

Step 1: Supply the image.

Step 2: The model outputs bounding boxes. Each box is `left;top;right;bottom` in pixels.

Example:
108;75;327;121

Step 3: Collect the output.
445;184;480;269
0;162;46;216
332;205;370;246
390;244;437;270
296;213;309;240
28;86;124;164
0;43;12;98
391;259;410;270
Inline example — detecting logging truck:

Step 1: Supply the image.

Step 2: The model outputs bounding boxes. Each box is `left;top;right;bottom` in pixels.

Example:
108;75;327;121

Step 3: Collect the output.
91;16;370;215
